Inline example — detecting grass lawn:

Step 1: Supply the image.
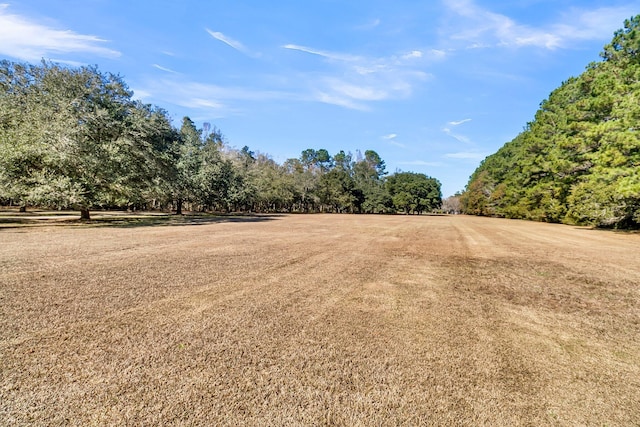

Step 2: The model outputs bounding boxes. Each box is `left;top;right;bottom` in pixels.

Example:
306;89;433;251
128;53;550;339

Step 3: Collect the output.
1;213;639;425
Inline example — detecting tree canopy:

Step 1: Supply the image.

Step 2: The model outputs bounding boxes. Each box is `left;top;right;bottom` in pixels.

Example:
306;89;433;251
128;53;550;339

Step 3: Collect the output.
0;61;176;219
386;172;442;215
461;16;640;228
0;60;442;217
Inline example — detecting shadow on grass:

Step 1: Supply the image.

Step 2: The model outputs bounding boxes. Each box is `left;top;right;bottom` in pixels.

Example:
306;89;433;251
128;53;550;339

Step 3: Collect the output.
0;213;283;230
88;214;283;229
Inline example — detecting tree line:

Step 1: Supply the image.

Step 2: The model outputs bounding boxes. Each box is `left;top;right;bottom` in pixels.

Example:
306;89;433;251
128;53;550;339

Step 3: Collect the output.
461;16;640;228
0;60;442;219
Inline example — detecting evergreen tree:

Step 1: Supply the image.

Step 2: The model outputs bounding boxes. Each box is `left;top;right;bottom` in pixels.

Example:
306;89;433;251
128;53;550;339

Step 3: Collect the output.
463;16;640;228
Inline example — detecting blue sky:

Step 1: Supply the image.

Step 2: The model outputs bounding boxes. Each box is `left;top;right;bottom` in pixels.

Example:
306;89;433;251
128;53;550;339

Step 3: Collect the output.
1;1;638;196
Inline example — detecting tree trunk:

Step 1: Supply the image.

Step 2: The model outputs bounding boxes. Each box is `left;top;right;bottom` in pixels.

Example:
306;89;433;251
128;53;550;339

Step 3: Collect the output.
19;206;26;213
80;208;91;220
176;198;183;215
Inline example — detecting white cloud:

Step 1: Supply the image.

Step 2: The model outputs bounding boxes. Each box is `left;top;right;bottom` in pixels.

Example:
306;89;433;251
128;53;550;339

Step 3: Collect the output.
444;0;635;50
325;78;389;101
131;88;152;100
552;7;637;43
206;30;244;50
381;134;405;148
135;77;297;116
189;98;225;109
448;118;471;126
152;64;178;74
314;91;369;111
0;4;120;61
283;43;434;109
282;44;361;62
308;70;428;109
446;0;561;49
354;64;389;75
138;41;432;113
442;127;471;144
402;50;423;60
206;29;259;57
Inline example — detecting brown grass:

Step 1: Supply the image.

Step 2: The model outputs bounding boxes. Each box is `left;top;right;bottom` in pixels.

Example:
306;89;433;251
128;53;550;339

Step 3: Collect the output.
1;213;639;426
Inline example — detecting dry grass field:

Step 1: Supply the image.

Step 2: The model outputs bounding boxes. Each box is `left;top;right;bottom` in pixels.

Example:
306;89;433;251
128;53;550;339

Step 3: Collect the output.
1;213;639;426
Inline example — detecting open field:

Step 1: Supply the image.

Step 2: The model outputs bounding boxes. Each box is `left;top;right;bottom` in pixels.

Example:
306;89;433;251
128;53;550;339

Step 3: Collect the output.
1;213;639;426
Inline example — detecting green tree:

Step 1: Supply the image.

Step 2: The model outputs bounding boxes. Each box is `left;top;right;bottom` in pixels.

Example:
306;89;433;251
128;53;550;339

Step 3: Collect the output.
601;15;640;64
353;150;391;213
251;154;297;212
463;15;640;228
386;172;442;214
0;60;176;219
171;117;203;215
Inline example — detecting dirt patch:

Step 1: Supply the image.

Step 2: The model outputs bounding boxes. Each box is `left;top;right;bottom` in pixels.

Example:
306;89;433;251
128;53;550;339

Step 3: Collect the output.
1;214;638;425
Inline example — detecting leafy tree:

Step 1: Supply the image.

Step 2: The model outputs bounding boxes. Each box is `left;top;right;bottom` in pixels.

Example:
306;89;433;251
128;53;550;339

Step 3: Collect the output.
0;60;176;219
170;117;203;215
1;60;447;218
251;154;297;212
196;131;237;212
386;172;442;214
318;167;355;212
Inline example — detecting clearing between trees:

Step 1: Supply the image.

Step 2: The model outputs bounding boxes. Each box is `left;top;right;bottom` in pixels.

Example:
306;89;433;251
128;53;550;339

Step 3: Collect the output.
1;214;638;425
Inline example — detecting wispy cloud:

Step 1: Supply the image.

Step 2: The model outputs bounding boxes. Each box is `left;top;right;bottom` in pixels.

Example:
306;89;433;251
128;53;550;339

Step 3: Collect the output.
152;64;178;74
282;43;437;109
206;29;244;51
131;88;152;100
134;77;297;116
553;7;637;43
206;29;258;57
314;91;368;111
444;0;635;50
325;78;389;101
282;44;361;62
442;128;471;144
381;133;406;147
448;118;471;126
189;98;225;109
402;50;423;60
443;118;472;143
0;3;120;61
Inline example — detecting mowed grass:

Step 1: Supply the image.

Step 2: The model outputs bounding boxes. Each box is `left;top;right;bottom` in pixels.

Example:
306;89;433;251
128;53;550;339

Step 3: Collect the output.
1;214;639;426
